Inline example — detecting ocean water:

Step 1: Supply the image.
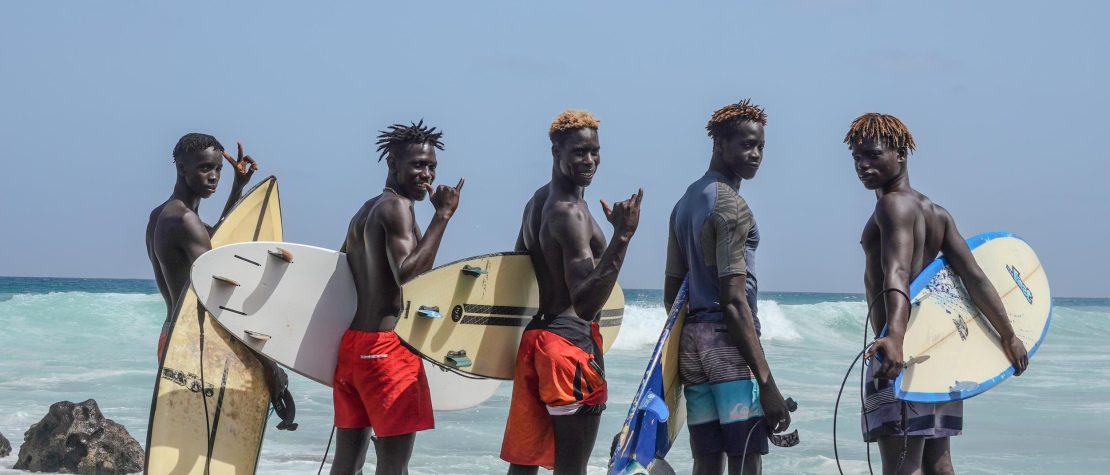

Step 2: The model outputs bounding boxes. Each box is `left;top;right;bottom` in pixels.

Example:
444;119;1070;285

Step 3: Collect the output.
1;277;1107;474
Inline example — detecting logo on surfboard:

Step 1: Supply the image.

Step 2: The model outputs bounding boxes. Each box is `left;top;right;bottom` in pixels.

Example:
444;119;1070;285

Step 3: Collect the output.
1006;264;1033;304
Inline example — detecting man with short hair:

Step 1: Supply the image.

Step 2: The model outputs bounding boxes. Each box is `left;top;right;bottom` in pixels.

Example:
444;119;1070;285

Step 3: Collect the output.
145;133;296;430
502;110;643;475
331;120;464;475
663;99;791;475
846;113;1029;475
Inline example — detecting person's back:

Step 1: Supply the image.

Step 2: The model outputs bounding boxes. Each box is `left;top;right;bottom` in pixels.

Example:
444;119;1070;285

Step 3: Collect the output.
663;100;789;475
846;113;1029;475
342;193;411;332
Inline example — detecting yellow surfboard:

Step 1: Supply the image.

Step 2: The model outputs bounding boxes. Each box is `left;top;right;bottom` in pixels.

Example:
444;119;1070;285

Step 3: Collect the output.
145;177;282;475
396;252;624;380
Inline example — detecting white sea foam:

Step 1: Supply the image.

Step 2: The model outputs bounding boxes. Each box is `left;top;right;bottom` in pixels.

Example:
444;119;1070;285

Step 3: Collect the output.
611;299;802;351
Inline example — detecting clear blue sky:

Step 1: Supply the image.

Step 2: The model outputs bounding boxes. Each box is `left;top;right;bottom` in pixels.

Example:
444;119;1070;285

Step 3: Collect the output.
1;1;1106;297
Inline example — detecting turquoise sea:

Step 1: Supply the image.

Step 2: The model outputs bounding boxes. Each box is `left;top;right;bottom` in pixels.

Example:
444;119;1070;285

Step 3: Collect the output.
1;276;1107;474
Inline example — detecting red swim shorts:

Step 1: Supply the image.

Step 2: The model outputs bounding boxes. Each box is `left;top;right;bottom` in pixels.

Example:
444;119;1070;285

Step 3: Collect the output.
333;329;434;437
501;315;607;468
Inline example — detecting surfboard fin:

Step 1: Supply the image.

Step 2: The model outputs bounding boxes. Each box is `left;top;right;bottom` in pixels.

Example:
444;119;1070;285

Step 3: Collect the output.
267;247;294;263
244;330;271;341
461;265;487;277
637;391;670;422
445;350;472;368
212;275;240;287
417;306;442;318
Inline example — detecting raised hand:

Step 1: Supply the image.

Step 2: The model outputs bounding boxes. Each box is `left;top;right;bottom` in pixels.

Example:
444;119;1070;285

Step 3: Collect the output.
600;188;643;240
223;141;258;188
430;177;465;219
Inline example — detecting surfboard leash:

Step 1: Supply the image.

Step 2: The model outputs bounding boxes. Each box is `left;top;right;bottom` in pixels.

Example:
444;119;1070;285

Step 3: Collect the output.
317;425;336;475
398;339;492;380
738;397;799;475
197;304;214;475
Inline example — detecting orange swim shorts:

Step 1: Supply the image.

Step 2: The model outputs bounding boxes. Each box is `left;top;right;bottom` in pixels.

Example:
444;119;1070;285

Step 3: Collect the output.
501;315;607;468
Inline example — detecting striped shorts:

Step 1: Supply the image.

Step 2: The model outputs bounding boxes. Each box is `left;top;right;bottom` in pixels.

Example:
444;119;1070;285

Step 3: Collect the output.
679;321;767;456
862;356;963;442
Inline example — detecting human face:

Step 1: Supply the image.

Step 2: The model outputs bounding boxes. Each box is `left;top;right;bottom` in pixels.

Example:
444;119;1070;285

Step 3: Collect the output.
851;138;904;190
714;121;765;181
552;128;600;187
388;143;438;200
178;147;224;198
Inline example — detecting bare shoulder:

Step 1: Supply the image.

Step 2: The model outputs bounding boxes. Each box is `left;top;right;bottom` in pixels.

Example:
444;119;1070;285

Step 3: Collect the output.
369;194;412;232
873;191;920;225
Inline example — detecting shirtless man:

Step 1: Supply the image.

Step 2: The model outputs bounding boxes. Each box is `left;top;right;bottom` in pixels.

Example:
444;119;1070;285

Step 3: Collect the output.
145;132;296;430
501;110;643;475
330;120;463;475
846;113;1029;475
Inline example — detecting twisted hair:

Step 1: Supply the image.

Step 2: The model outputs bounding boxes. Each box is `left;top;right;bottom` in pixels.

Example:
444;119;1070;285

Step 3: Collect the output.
172;133;224;163
375;119;445;162
549;109;600;141
843;113;916;155
706;99;768;139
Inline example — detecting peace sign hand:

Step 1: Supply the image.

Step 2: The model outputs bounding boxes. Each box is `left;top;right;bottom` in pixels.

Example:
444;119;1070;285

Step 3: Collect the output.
224;141;259;188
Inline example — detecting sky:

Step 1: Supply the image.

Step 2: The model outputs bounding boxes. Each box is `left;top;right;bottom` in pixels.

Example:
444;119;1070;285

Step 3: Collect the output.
1;1;1107;297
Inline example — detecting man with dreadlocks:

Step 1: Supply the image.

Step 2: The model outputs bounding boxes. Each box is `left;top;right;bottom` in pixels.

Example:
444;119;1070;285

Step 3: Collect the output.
847;113;1029;475
146;133;298;430
330;120;463;475
662;99;791;475
502;110;642;475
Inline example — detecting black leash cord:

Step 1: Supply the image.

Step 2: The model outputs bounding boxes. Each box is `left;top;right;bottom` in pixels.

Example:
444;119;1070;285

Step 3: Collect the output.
317;425;336;475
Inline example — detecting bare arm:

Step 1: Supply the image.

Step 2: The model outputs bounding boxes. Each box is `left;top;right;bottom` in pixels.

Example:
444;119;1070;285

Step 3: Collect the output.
940;214;1029;374
554;189;642;320
866;195;917;379
377;180;463;284
719;274;790;432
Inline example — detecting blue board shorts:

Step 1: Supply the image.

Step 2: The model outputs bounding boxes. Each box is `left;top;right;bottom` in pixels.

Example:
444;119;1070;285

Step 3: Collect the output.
679;321;768;456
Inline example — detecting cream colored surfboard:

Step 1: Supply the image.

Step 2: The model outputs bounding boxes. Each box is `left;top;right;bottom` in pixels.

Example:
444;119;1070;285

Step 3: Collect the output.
896;232;1051;402
145;177;281;475
397;252;624;380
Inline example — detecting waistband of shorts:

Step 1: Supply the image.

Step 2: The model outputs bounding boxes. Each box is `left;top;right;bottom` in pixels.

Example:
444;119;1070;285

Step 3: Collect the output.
342;328;399;341
525;313;592;332
685;310;725;324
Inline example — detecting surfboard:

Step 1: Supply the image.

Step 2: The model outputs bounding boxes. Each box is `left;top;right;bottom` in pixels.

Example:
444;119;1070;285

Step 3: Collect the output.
609;279;688;475
145;177;281;475
892;232;1051;402
191;245;624;382
190;242;500;411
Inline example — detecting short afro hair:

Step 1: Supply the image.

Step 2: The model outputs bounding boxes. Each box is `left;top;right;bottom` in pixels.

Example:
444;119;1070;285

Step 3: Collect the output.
706;99;768;140
375;119;445;162
549;109;600;141
844;113;916;155
173;133;224;163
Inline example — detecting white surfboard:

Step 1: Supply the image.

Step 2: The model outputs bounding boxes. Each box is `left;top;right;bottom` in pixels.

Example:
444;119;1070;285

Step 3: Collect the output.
893;232;1051;402
190;242;499;411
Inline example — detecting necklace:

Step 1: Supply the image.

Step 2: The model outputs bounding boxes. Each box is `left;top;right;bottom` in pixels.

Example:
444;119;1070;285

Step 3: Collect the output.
383;186;398;195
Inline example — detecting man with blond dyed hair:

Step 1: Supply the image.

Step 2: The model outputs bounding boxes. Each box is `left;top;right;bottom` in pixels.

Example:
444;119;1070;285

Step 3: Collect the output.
663;99;790;475
502;109;643;475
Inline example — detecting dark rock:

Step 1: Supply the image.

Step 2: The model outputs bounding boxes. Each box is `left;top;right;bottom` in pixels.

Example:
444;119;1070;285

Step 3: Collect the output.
13;399;143;474
1;431;11;458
